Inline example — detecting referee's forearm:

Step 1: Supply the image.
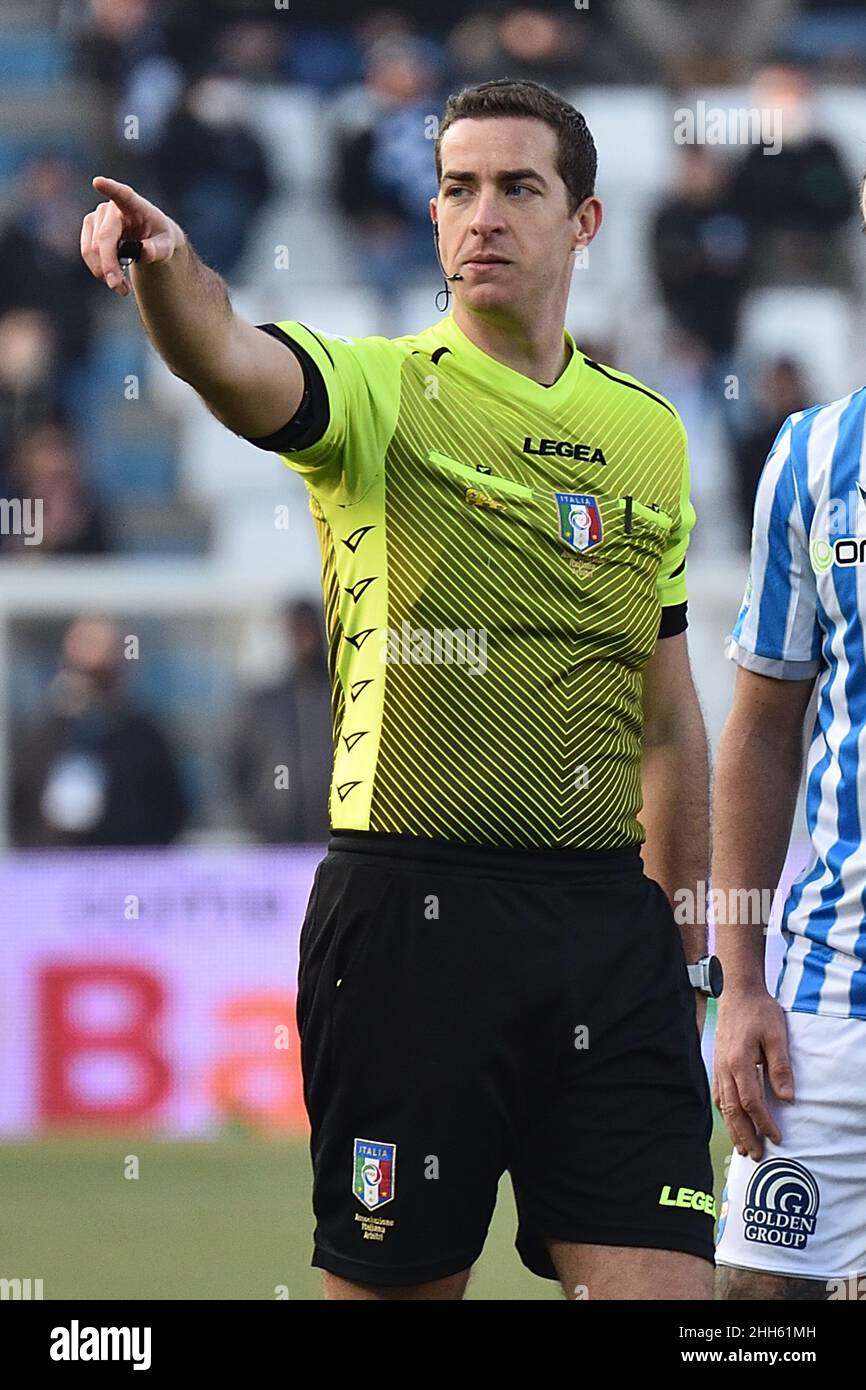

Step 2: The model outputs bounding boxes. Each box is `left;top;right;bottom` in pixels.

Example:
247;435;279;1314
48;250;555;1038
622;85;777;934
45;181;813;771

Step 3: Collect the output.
129;234;235;390
640;700;711;963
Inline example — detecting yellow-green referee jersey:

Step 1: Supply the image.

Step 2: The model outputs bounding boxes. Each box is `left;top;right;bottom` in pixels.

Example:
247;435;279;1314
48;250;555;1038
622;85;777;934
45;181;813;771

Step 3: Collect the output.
243;311;695;850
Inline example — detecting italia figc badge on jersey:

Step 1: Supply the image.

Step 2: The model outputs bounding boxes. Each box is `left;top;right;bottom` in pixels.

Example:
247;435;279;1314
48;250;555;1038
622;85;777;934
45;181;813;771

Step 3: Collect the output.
353;1138;396;1209
554;492;602;552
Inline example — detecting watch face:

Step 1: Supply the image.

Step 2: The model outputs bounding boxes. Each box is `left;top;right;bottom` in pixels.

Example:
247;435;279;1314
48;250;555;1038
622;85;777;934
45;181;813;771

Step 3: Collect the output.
708;956;724;997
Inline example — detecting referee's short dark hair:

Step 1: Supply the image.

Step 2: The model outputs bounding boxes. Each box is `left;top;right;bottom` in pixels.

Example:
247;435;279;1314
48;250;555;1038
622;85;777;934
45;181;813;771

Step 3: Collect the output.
434;78;597;216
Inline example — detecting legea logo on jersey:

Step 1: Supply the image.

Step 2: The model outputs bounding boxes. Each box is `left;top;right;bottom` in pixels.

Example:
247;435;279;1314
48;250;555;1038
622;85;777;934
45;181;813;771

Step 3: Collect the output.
523;437;607;463
554;493;602;552
810;535;866;573
353;1138;396;1210
743;1158;820;1250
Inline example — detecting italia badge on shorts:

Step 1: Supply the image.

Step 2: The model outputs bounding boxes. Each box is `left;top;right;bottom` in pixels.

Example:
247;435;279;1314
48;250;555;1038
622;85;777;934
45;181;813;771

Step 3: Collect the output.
554;492;602;552
353;1138;396;1210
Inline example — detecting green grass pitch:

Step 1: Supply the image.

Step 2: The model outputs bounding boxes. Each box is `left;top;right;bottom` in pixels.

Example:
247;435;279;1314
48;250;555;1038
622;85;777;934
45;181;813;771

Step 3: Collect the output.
0;1123;732;1300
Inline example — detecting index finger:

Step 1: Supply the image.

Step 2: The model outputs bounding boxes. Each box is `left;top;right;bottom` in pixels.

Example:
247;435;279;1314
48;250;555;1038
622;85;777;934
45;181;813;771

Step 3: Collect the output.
736;1063;782;1149
716;1068;762;1158
91;176;147;218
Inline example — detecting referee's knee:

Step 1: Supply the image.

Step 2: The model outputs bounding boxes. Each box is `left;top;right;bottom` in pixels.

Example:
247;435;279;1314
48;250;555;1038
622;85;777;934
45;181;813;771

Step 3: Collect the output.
321;1269;471;1301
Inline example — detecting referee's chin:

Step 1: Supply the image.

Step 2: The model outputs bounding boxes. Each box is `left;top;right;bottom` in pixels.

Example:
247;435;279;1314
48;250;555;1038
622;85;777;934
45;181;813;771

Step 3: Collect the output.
457;282;517;314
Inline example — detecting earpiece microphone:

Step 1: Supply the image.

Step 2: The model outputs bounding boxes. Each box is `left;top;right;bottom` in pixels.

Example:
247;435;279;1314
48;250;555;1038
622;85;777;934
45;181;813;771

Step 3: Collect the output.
433;227;464;282
433;226;463;310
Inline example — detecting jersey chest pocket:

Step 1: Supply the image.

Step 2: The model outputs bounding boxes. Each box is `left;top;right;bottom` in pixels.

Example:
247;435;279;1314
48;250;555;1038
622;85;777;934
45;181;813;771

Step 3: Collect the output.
428;448;673;570
427;448;537;502
615;495;673;533
609;496;673;563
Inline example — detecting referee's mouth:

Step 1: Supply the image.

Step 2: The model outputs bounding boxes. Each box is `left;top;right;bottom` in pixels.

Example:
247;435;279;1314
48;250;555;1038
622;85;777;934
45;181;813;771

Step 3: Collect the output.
462;255;513;272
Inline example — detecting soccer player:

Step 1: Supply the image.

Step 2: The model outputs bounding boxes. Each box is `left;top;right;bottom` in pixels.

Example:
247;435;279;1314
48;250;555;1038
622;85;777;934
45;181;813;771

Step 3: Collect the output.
80;78;718;1301
712;179;866;1298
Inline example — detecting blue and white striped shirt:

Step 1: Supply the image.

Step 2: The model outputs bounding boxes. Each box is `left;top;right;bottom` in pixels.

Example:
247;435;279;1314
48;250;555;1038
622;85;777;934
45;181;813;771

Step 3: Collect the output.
727;389;866;1020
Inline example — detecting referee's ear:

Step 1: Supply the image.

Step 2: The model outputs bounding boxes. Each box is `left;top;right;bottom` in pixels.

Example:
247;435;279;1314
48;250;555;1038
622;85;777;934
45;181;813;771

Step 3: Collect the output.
571;194;603;253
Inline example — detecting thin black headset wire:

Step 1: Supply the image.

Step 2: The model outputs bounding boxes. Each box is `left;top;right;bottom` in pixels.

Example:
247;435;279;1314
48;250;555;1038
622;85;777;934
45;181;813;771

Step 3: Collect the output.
433;225;454;312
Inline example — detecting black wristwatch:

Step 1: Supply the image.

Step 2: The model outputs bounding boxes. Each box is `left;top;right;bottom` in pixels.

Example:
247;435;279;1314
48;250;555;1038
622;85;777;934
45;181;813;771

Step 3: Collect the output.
687;955;724;998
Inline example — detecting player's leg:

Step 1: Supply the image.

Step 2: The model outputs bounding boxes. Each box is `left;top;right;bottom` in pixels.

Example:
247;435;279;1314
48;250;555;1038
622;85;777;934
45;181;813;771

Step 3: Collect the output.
715;1266;828;1300
510;870;716;1300
715;1011;866;1300
546;1242;712;1300
321;1269;471;1301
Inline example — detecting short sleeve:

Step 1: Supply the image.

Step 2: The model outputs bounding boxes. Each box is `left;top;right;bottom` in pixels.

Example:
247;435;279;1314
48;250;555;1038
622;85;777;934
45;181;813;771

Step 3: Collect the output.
725;417;822;680
657;415;696;610
241;320;402;500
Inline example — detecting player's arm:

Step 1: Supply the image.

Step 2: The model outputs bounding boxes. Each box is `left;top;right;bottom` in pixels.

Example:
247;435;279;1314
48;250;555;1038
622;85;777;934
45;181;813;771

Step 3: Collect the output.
80;176;304;438
711;413;821;1160
640;630;710;980
711;667;814;1160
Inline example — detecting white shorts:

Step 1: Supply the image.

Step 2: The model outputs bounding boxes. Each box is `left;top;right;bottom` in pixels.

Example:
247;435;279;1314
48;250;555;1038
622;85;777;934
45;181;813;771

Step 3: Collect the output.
715;1009;866;1282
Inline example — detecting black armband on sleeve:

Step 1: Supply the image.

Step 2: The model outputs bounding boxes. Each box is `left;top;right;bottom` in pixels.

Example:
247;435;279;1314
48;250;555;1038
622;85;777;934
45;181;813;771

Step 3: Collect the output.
242;324;330;452
658;601;688;638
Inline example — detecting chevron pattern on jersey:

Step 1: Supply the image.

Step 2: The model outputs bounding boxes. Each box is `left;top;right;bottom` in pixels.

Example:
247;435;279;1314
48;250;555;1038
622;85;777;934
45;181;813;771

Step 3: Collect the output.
362;348;683;847
284;316;690;849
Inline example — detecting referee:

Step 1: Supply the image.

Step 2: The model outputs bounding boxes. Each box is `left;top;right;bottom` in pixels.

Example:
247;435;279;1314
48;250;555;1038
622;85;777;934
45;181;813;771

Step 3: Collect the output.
81;78;717;1301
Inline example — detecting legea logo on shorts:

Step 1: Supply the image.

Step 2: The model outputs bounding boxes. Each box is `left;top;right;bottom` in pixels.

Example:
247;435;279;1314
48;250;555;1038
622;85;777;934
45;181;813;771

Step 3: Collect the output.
658;1184;716;1217
743;1158;820;1249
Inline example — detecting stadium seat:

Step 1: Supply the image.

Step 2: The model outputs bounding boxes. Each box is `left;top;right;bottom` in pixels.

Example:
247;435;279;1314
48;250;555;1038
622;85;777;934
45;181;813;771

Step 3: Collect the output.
813;86;866;182
566;87;677;196
86;332;178;500
398;283;457;335
264;284;383;339
107;499;210;556
679;87;756;168
235;198;353;292
739;287;863;403
245;86;331;192
0;30;68;84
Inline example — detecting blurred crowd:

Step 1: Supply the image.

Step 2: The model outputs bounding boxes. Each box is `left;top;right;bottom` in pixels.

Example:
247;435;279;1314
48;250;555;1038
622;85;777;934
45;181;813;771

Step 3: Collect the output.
1;0;865;842
10;601;331;847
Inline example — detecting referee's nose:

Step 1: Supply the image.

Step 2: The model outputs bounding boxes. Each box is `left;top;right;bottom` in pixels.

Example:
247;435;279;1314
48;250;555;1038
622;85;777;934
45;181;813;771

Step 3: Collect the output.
468;188;508;241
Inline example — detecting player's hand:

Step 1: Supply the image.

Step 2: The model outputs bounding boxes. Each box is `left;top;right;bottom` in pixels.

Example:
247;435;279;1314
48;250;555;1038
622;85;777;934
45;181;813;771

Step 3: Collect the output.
712;989;794;1162
80;176;185;297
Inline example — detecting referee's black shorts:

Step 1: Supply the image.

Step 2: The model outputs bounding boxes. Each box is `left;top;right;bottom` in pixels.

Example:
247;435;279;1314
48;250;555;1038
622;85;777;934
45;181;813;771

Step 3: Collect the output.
296;831;715;1287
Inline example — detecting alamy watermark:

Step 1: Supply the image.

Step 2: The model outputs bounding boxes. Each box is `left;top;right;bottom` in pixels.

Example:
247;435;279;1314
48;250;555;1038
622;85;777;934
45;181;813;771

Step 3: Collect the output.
674;101;783;156
828;1273;866;1300
50;1322;151;1370
379;622;488;676
673;881;785;926
808;487;866;572
1;1276;44;1299
817;486;866;535
0;497;43;545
